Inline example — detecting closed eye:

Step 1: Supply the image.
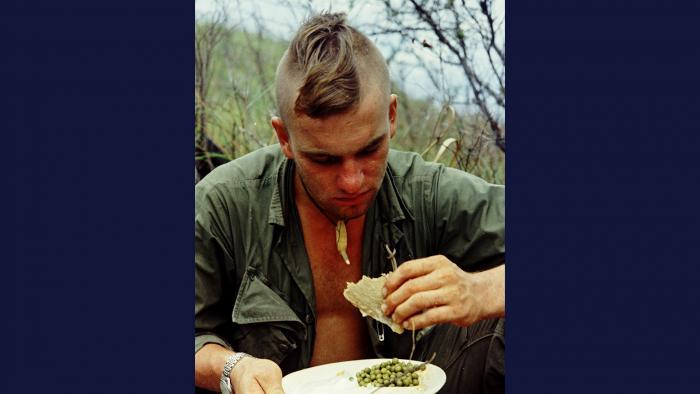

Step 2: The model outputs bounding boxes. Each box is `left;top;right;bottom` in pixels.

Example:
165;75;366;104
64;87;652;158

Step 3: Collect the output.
309;155;340;165
358;144;380;157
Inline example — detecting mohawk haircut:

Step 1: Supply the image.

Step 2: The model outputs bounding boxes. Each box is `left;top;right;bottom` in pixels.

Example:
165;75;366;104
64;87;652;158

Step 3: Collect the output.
275;12;390;120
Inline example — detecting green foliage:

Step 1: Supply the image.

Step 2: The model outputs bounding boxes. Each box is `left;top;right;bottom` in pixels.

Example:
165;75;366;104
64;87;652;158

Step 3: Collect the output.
195;23;504;185
197;27;286;158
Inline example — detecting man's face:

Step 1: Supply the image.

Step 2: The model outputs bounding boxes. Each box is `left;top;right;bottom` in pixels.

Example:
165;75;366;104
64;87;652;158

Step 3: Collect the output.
273;93;398;222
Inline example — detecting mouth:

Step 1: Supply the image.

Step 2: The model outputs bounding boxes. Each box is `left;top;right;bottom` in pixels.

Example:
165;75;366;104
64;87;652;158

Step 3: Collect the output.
334;190;372;206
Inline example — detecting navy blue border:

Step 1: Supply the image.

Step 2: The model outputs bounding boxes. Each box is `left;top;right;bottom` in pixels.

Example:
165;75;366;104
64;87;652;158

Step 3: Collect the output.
508;2;700;392
8;1;700;393
9;1;193;392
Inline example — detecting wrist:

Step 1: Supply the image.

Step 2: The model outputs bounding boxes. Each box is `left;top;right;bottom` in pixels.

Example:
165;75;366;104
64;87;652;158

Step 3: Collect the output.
219;352;253;394
477;266;505;320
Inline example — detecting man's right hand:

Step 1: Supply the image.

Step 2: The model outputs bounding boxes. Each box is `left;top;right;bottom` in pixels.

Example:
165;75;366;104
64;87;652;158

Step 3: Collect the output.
230;356;285;394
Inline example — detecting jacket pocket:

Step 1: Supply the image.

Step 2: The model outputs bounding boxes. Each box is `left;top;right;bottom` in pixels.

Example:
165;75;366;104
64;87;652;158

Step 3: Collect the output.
230;268;305;365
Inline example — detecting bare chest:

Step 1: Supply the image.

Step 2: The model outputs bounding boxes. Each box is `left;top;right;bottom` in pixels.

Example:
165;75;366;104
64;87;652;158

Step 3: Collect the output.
302;222;364;314
299;218;374;365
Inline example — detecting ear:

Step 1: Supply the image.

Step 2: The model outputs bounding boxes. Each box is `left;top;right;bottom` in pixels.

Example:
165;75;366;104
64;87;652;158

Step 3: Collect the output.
388;94;398;139
271;116;294;159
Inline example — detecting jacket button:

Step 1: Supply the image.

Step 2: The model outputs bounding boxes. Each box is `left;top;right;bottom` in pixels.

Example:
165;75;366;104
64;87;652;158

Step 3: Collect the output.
246;267;256;278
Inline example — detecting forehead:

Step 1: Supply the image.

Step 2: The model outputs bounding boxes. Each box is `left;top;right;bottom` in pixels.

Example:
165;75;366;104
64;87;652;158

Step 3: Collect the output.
289;91;388;155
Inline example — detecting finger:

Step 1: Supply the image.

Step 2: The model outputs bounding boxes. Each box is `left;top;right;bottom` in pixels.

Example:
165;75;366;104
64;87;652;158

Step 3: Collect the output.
237;380;265;394
391;289;448;325
384;256;441;293
402;305;454;330
259;380;285;394
256;370;284;394
265;386;286;394
257;376;284;394
382;273;442;317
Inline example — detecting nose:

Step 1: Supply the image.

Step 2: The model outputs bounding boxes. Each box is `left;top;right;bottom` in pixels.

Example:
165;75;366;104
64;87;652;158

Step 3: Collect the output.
337;159;364;194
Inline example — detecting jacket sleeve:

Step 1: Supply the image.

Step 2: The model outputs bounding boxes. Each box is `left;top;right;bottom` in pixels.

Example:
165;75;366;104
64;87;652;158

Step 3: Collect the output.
431;166;505;271
195;181;237;354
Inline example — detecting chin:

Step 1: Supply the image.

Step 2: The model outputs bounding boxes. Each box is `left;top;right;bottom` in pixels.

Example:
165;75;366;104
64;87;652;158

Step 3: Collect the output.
336;203;372;221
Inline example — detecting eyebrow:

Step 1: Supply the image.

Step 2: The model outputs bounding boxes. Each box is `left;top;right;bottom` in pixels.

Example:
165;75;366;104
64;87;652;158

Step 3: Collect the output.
302;134;385;158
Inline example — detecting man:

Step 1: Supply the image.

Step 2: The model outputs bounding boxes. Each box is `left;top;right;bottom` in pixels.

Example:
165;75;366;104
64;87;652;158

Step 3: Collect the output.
195;12;505;394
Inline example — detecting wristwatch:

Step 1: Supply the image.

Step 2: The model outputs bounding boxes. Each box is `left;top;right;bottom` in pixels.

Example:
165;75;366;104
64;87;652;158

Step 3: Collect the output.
219;352;252;394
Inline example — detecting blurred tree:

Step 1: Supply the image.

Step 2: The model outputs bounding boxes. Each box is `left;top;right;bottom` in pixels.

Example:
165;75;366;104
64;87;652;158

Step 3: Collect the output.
363;0;505;183
195;0;230;179
374;0;504;152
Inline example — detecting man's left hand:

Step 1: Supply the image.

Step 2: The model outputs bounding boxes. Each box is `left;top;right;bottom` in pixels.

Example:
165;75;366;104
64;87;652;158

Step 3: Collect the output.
382;255;504;330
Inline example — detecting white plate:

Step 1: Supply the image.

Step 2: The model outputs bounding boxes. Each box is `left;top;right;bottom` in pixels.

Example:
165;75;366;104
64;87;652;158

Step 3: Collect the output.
281;358;446;394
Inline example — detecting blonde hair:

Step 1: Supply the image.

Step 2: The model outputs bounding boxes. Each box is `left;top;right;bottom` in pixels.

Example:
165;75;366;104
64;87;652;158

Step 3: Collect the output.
275;12;390;122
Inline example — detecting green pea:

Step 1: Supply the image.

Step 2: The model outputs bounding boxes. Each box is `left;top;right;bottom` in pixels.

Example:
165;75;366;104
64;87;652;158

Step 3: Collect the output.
356;359;424;388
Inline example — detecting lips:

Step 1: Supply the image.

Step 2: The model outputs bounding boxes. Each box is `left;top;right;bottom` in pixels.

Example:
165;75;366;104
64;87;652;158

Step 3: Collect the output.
334;191;371;206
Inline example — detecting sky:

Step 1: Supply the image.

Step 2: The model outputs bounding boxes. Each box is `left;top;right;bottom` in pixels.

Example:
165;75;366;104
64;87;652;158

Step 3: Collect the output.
195;0;505;113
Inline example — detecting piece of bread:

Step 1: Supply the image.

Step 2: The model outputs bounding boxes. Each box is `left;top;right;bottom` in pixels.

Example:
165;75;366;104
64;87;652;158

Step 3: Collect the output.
343;275;405;334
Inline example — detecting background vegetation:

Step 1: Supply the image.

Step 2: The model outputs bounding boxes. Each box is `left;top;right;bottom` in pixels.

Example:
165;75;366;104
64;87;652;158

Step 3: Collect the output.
195;0;505;184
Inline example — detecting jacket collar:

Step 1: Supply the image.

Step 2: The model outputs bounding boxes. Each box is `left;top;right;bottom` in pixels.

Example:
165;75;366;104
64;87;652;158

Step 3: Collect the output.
267;157;292;226
376;164;415;224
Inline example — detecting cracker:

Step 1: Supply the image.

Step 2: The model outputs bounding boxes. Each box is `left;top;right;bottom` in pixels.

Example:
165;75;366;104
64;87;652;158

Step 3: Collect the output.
343;275;404;334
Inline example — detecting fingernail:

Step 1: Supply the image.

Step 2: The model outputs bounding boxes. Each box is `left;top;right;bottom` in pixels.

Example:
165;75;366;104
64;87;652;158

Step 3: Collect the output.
382;287;387;297
381;303;387;313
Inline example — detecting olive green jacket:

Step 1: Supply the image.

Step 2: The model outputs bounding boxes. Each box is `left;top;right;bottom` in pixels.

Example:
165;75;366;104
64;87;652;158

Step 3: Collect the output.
195;144;504;374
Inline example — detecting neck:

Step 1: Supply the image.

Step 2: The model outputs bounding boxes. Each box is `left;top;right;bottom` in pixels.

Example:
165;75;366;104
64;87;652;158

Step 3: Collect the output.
293;171;365;228
293;169;368;267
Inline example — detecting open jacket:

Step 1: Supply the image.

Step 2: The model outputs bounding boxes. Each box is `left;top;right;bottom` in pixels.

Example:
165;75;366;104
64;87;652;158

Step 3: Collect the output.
195;144;505;375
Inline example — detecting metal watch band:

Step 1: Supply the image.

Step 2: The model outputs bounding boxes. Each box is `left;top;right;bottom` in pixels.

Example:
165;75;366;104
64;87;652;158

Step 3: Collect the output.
219;352;252;394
